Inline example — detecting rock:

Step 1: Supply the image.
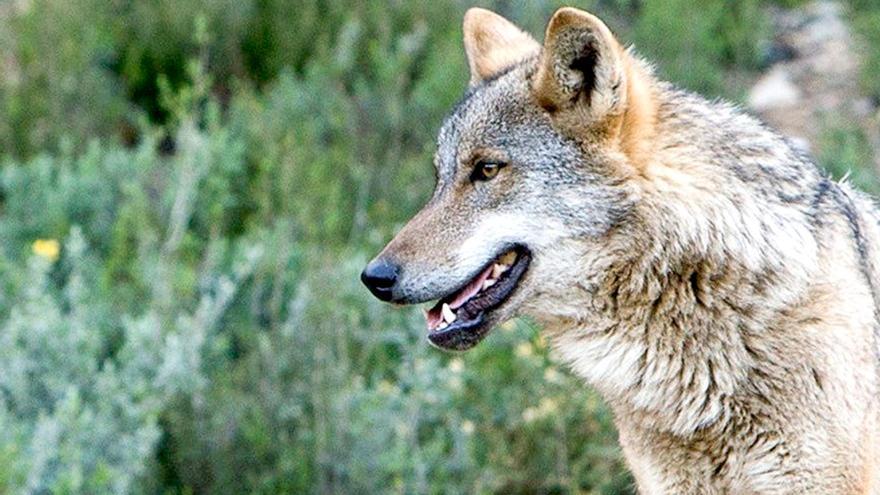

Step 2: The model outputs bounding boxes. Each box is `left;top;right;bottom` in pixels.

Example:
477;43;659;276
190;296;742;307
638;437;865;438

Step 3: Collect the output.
748;0;880;173
748;67;802;111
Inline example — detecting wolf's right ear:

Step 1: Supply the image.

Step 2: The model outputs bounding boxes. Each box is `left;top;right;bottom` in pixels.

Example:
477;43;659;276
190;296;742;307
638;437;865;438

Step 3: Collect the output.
533;8;628;132
463;8;540;85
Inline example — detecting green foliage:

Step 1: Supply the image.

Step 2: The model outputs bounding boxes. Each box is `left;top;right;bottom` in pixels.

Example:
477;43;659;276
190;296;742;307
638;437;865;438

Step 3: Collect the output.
819;118;880;194
632;0;767;96
850;4;880;100
770;0;810;7
0;106;634;493
0;0;128;159
1;0;873;494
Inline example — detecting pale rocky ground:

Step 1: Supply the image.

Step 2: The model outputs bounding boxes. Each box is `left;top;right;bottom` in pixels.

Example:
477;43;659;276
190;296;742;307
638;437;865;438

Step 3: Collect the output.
748;0;880;172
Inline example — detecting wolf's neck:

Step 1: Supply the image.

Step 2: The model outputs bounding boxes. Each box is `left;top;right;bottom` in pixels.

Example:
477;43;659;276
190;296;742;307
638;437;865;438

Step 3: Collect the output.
544;192;818;436
545;244;749;435
542;84;829;432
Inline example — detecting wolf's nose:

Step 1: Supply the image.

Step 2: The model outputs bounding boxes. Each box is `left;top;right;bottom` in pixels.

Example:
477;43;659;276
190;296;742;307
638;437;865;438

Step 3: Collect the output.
361;259;399;301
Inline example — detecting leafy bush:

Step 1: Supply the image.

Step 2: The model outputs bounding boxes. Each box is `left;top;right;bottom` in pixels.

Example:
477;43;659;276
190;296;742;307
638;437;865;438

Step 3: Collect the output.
0;0;128;159
632;0;767;95
0;111;633;494
819;118;880;194
850;5;880;100
0;112;263;493
0;42;630;488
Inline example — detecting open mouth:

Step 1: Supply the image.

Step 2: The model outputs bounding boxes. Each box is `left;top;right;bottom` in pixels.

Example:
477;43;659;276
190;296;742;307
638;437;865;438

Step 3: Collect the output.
424;245;531;351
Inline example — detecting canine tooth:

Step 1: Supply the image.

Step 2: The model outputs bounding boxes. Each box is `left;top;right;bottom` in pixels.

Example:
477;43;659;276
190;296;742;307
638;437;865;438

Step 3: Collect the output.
442;303;456;323
491;263;506;279
438;321;449;330
499;252;517;265
483;279;496;290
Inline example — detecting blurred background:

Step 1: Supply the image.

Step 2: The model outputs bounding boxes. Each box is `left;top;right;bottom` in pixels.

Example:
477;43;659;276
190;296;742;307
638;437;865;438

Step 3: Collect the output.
1;0;879;493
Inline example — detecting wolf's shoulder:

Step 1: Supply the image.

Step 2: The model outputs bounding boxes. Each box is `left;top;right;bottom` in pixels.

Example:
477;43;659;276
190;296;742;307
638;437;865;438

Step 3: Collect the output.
652;83;826;186
656;84;792;148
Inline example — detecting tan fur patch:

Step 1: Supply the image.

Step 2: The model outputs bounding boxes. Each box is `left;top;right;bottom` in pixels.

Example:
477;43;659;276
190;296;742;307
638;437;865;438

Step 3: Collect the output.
532;8;656;173
533;7;620;112
617;53;657;172
462;8;540;85
533;7;623;112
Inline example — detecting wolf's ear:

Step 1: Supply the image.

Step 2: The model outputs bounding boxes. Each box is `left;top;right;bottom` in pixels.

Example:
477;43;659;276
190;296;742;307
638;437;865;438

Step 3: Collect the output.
533;8;628;130
463;8;540;85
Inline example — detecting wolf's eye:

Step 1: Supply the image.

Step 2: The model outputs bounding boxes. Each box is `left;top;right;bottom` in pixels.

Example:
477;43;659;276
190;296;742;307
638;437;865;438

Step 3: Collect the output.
471;160;505;182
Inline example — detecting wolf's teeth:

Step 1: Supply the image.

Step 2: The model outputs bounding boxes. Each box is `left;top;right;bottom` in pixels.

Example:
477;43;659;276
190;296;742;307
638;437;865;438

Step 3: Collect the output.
491;263;506;279
482;279;496;290
499;251;517;265
441;303;456;323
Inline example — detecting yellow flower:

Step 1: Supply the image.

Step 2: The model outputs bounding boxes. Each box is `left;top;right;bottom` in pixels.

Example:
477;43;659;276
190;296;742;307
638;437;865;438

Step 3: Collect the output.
514;342;533;358
32;239;60;262
447;358;464;373
538;397;558;415
378;380;395;395
543;367;564;384
522;398;559;423
461;420;475;434
535;334;547;349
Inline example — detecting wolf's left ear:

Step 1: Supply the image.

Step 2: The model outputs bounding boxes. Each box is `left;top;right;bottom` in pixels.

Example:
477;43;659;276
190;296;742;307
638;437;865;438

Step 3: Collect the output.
463;8;540;85
533;8;629;131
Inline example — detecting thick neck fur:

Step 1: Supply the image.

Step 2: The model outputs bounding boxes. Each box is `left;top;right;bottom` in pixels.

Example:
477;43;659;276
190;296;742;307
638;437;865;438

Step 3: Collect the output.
541;74;829;436
523;52;880;492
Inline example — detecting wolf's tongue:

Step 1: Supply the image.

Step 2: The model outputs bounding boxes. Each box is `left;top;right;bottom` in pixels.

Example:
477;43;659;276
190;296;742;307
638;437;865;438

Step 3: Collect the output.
426;264;494;330
450;264;494;309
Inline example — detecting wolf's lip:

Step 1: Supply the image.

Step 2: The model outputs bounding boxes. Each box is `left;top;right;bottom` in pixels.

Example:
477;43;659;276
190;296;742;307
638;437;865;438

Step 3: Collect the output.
425;246;530;351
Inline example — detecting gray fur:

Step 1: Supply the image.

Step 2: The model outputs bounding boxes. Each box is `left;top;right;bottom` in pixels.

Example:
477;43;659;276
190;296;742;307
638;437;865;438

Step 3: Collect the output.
367;7;880;493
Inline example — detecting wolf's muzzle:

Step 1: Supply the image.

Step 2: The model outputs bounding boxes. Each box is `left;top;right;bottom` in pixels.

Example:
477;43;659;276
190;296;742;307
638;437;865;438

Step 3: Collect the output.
361;258;399;301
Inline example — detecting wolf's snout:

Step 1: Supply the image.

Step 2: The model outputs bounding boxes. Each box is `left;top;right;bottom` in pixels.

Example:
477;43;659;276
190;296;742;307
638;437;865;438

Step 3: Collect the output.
361;258;400;301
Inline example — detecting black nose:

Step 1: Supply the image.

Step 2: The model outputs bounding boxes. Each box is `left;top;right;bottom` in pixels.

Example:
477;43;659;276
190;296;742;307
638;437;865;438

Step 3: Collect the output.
361;259;399;301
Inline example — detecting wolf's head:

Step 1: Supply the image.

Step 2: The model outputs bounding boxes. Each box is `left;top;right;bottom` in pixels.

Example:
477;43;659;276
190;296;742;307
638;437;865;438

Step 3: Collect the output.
362;7;655;350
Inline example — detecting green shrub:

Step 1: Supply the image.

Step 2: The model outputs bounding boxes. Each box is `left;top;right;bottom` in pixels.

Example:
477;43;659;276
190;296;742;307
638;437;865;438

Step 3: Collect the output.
0;0;128;159
0;49;638;491
819;118;880;194
851;8;880;100
633;0;767;96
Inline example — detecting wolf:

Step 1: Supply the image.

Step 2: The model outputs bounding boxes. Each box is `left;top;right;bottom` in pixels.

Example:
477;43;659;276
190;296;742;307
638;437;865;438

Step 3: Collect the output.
361;6;880;493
